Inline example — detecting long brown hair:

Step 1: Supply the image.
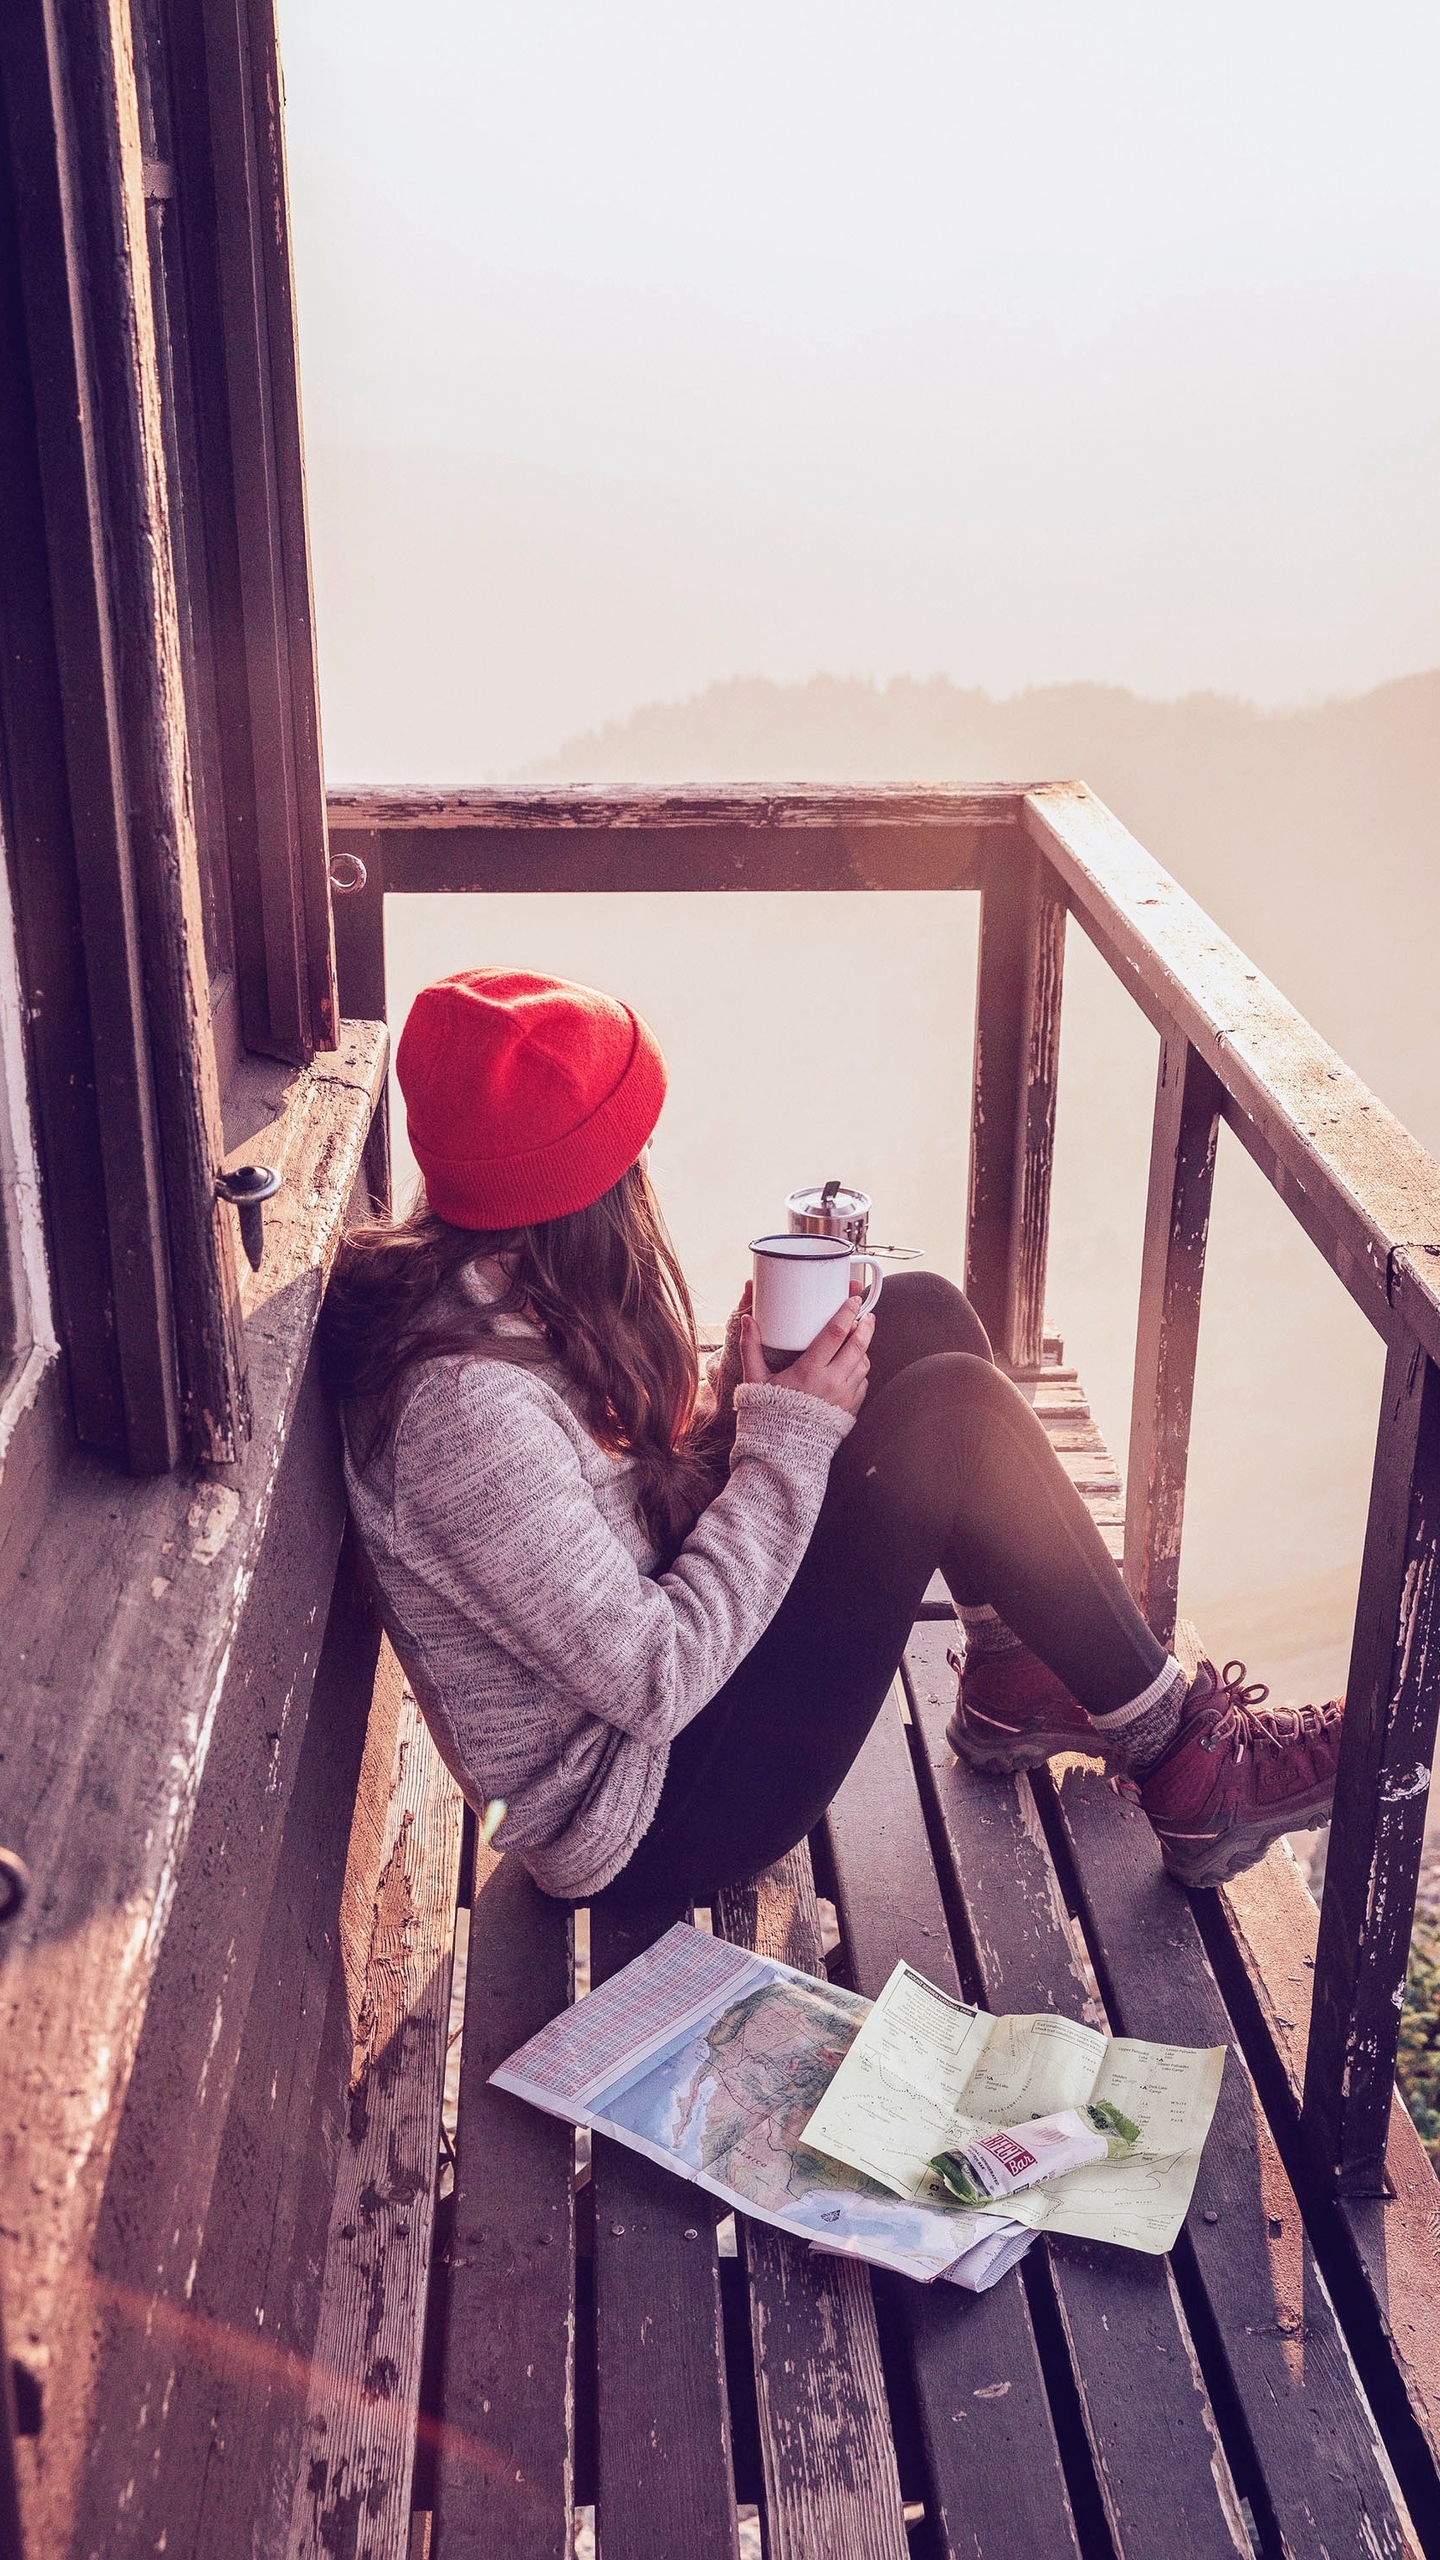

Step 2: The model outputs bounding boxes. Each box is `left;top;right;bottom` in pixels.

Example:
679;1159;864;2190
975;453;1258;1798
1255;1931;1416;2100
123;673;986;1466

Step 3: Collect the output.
322;1161;725;1564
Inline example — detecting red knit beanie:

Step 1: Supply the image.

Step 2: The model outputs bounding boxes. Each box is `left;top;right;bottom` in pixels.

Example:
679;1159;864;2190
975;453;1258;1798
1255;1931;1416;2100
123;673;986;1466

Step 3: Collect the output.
396;968;667;1230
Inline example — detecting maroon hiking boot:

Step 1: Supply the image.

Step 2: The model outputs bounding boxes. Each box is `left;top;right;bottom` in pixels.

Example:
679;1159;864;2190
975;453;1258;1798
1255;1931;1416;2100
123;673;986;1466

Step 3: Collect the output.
945;1643;1095;1773
1129;1659;1344;1888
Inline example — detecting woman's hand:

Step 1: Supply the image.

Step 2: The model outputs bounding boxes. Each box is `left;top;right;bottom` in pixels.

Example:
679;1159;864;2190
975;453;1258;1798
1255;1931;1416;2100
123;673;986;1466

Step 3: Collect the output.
740;1293;874;1417
704;1281;752;1419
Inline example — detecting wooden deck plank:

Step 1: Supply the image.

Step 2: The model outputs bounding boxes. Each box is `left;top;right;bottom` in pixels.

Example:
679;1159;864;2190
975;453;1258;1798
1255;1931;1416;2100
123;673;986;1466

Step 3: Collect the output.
1026;1383;1089;1423
904;1629;1252;2560
283;1689;464;2560
433;1848;575;2560
715;1850;908;2560
179;1552;384;2560
1015;1361;1424;2554
338;1636;409;2037
589;1897;741;2560
1025;1358;1430;2554
822;1689;1082;2560
1038;1751;1417;2558
1212;1849;1440;2512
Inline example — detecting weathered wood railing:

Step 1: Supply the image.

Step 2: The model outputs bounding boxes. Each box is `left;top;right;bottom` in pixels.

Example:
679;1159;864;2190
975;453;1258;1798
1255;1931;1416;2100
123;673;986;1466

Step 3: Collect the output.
327;780;1440;2212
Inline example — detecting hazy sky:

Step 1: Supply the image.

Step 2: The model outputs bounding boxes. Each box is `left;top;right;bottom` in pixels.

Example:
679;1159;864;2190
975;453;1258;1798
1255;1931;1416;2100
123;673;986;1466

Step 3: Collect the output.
279;0;1440;763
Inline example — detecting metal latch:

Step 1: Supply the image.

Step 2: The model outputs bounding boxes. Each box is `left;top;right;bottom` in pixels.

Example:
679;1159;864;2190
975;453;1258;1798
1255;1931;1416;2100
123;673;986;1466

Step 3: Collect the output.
216;1164;282;1272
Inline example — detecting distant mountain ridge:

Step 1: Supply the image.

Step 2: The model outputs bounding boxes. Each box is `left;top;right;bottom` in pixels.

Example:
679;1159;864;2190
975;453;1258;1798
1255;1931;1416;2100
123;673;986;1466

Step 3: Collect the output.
522;670;1440;1148
520;667;1438;794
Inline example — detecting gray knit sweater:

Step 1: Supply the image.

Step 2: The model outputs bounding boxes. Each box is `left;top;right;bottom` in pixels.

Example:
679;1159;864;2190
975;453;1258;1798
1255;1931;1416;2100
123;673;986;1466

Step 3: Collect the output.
343;1334;853;1898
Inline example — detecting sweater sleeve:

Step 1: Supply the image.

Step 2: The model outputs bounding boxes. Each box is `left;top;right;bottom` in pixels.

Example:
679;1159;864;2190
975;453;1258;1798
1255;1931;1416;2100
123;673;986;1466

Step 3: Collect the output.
387;1361;852;1749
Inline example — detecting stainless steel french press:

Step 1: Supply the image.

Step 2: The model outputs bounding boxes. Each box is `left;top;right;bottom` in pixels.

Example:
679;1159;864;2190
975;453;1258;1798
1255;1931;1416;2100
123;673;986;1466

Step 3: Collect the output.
785;1180;921;1260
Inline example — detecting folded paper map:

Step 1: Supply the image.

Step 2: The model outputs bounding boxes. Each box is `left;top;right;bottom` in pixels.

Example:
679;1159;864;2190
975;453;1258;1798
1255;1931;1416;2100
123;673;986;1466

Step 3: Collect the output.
491;1921;1034;2291
801;1961;1226;2254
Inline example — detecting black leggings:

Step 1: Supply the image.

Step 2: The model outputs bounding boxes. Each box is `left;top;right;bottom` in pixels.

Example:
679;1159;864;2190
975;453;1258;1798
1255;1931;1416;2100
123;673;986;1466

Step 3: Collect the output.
605;1272;1167;1906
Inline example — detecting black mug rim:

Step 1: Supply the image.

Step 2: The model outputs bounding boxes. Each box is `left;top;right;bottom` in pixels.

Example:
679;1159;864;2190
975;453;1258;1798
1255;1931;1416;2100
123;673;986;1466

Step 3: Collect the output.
749;1232;853;1258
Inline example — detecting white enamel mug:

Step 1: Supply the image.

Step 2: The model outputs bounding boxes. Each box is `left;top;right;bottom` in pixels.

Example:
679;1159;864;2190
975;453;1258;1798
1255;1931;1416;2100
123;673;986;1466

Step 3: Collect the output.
749;1232;884;1367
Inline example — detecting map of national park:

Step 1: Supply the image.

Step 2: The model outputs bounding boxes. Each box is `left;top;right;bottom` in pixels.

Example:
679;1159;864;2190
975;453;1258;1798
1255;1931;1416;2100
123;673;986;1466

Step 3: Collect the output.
602;1974;874;2216
594;1972;1016;2280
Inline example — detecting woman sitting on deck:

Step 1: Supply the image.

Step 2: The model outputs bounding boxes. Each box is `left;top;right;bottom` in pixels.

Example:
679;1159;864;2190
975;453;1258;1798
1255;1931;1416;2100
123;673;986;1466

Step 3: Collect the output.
326;968;1342;1905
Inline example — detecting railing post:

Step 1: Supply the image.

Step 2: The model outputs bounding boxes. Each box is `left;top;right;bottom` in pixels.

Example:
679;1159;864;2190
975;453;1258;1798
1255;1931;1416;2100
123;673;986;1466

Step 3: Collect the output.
330;836;391;1209
1124;1035;1221;1647
1303;1331;1440;2193
966;836;1066;1372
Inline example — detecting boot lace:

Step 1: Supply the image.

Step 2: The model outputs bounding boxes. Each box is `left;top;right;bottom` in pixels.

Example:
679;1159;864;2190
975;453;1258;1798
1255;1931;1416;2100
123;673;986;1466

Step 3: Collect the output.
1199;1659;1338;1752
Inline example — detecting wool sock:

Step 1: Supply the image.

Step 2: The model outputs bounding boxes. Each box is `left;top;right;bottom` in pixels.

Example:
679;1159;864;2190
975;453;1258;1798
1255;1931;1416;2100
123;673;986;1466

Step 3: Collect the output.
957;1602;1024;1660
1088;1657;1190;1774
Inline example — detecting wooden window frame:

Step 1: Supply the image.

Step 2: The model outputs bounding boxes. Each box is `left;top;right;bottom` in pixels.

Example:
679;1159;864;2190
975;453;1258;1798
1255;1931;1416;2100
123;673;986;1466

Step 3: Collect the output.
0;804;57;1444
0;0;336;1475
135;0;336;1071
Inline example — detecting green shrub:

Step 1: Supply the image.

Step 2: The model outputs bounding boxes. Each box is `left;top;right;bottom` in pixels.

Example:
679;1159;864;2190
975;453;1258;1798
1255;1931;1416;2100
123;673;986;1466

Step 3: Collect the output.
1398;1914;1440;2162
